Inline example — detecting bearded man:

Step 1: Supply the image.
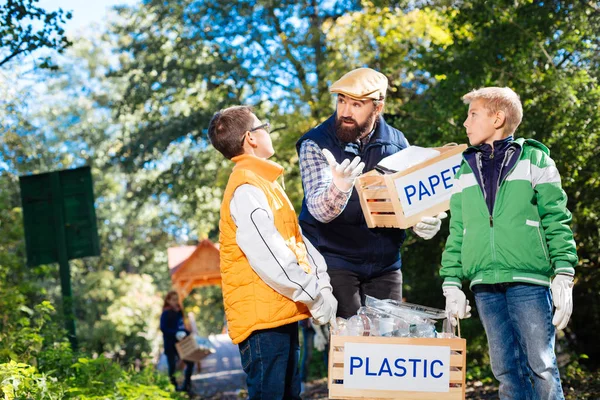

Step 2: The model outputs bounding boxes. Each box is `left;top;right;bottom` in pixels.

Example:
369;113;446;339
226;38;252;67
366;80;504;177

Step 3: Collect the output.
296;68;446;318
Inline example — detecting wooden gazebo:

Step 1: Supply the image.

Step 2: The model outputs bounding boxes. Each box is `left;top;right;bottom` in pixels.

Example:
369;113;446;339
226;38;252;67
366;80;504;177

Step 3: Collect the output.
167;239;221;300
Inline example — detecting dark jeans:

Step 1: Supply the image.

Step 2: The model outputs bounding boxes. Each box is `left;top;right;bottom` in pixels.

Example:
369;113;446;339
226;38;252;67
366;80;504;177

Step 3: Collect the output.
239;322;301;400
328;268;403;319
165;349;194;391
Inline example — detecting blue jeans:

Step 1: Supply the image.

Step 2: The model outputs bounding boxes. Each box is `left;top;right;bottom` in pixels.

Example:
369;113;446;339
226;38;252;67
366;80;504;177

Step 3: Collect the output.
239;322;301;400
473;283;564;400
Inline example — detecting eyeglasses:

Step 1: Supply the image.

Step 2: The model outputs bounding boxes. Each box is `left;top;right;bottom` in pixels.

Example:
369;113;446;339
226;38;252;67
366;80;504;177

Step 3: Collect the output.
240;121;271;146
250;121;270;134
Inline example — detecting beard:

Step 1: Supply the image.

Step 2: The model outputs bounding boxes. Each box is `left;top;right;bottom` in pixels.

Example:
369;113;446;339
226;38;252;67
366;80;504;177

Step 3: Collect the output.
335;110;377;143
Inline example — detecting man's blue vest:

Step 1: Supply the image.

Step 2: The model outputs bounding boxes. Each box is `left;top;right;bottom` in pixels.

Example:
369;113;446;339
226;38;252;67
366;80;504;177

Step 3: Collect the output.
296;114;409;276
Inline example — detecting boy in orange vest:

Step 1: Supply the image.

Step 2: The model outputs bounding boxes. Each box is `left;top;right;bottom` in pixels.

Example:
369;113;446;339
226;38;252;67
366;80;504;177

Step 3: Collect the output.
208;106;337;399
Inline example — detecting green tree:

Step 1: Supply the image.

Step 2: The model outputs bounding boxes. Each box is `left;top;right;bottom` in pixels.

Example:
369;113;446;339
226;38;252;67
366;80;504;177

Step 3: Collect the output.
0;0;71;67
399;0;600;370
76;271;163;363
100;0;370;231
324;1;454;115
0;32;179;363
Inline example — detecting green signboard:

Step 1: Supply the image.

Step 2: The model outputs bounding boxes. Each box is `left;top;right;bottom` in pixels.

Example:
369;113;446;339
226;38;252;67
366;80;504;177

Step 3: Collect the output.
19;166;100;349
20;166;100;266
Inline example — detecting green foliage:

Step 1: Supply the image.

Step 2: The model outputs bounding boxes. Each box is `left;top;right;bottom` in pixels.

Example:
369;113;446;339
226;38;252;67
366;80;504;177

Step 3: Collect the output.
325;1;454;115
0;301;56;365
1;1;599;396
0;0;72;68
184;286;226;336
64;356;179;399
0;357;183;400
75;272;163;364
0;291;179;399
0;361;64;399
562;355;600;399
99;0;369;235
64;356;184;399
398;0;600;369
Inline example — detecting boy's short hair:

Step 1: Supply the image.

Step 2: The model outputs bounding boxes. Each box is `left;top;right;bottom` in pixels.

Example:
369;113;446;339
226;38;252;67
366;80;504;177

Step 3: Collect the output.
208;106;255;159
462;87;523;135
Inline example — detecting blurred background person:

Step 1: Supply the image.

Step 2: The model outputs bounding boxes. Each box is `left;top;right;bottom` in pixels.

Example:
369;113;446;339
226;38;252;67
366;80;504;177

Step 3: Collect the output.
160;291;194;392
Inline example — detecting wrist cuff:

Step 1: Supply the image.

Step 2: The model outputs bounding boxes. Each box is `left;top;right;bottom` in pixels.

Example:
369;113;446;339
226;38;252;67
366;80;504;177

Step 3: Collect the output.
442;277;462;289
554;261;575;277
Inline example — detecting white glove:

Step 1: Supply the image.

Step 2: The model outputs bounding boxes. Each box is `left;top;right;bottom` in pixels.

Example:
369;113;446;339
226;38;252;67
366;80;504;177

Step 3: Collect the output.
313;324;328;352
309;288;338;326
443;286;472;327
175;331;187;341
322;149;365;192
550;274;574;330
413;212;448;240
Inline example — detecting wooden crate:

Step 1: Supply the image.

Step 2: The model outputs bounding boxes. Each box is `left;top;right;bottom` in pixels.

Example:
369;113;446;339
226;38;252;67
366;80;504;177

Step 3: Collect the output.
356;144;467;229
175;334;214;362
328;335;467;400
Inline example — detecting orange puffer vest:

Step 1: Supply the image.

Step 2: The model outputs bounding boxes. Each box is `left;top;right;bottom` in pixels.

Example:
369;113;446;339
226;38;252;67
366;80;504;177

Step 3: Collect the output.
219;154;311;344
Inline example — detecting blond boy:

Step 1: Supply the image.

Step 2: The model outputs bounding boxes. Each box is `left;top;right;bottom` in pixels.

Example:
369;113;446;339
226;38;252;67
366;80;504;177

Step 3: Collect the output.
440;87;577;399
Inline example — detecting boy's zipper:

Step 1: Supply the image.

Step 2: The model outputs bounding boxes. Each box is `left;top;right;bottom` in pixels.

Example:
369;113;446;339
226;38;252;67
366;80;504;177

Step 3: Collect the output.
488;148;518;274
462;146;520;277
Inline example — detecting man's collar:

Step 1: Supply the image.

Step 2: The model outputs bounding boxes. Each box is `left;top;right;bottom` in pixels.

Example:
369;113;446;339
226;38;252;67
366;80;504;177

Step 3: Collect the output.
360;122;378;145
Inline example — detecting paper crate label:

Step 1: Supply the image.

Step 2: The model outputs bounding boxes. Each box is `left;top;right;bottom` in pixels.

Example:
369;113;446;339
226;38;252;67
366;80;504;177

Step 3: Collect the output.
343;343;450;392
394;154;462;217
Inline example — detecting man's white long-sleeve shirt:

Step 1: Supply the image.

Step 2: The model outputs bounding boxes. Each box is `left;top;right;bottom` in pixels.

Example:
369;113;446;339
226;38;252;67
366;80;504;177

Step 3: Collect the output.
229;184;331;308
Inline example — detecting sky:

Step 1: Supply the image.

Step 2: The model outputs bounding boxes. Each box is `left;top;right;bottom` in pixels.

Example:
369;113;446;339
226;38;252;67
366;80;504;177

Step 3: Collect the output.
38;0;139;35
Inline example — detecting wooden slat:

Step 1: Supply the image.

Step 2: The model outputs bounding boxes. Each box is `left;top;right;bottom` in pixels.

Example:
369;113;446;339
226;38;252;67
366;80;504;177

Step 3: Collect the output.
382;174;408;228
366;202;395;213
370;214;400;227
450;354;463;366
357;174;386;187
329;384;464;400
357;188;377;228
330;335;466;348
332;351;344;363
330;367;344;380
449;370;463;382
361;188;392;200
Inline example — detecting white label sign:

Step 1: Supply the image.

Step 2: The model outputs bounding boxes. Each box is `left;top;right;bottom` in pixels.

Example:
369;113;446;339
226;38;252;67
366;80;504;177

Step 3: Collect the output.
343;343;450;392
394;154;463;217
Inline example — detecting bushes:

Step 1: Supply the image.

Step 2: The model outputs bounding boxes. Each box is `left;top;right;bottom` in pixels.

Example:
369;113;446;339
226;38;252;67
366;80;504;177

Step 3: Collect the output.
74;271;163;365
0;295;183;400
0;357;182;399
63;356;177;399
0;361;64;399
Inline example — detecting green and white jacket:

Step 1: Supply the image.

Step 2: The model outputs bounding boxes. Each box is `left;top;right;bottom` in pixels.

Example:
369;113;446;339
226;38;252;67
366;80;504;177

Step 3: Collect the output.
441;138;578;289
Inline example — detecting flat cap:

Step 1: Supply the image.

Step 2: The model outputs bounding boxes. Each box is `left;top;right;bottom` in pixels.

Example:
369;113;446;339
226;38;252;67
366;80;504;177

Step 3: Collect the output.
330;68;388;101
